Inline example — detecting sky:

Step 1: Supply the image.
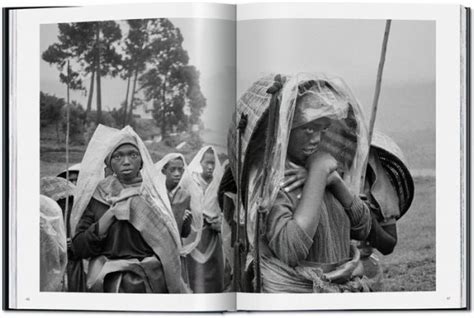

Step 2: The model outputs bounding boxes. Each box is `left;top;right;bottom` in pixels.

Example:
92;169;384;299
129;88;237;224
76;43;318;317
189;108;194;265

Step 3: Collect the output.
237;19;436;135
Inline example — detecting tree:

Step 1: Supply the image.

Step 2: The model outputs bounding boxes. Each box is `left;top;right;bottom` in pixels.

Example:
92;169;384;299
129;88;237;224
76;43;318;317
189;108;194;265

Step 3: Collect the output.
42;21;122;123
179;65;206;126
42;42;84;95
61;101;87;144
120;19;157;127
139;19;206;137
40;92;64;142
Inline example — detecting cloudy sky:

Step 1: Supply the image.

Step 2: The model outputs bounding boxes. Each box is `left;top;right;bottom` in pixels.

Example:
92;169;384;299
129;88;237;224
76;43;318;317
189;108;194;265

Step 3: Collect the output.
237;19;436;135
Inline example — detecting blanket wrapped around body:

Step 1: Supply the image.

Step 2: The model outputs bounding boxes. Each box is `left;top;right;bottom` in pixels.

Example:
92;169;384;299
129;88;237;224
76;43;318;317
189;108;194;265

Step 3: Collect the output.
261;244;371;293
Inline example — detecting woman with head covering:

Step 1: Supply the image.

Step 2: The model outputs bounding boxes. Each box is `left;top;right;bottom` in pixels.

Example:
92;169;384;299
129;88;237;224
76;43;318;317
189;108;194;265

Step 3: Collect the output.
70;125;188;293
185;146;226;293
231;73;372;293
280;131;415;291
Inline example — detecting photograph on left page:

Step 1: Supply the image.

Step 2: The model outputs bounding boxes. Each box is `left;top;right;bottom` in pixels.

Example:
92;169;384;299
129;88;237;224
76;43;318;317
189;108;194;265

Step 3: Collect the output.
39;18;235;294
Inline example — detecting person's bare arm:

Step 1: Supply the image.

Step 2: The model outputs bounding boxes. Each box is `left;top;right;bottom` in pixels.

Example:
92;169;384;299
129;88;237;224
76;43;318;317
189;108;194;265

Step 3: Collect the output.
293;152;337;238
327;172;355;208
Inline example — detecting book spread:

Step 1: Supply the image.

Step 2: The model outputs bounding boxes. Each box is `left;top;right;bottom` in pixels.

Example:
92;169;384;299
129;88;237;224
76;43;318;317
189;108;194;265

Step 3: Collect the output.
3;2;470;312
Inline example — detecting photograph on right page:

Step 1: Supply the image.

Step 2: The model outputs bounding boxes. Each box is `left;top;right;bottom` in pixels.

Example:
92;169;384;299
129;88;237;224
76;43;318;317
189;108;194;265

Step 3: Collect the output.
230;19;435;293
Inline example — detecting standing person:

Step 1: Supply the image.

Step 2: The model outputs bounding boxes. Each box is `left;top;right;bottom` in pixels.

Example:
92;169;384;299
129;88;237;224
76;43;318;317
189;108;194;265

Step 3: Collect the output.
280;131;415;291
155;153;193;238
40;195;68;292
70;125;188;293
40;177;83;291
185;146;225;293
231;73;372;293
155;153;200;285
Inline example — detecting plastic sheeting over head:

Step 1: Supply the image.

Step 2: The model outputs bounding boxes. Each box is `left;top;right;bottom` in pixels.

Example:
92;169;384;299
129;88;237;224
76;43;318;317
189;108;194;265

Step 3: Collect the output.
229;73;369;246
40;195;67;291
154;153;203;255
70;125;182;253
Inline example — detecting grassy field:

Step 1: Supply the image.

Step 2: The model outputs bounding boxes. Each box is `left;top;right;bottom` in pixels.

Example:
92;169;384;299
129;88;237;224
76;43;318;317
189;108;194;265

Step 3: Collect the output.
381;176;436;291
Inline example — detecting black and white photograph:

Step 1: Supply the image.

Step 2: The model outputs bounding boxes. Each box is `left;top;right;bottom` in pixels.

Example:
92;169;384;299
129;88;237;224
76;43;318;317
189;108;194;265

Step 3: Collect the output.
39;17;235;294
4;1;468;312
231;18;435;293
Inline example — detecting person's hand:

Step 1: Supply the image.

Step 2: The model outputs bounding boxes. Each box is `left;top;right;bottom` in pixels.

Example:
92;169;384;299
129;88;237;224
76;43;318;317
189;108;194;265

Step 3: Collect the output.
182;209;193;228
281;167;308;192
327;171;343;188
208;215;222;232
306;151;338;177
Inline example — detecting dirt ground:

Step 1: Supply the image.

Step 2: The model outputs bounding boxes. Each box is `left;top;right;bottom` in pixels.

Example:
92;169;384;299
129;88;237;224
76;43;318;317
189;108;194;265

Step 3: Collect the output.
381;176;436;291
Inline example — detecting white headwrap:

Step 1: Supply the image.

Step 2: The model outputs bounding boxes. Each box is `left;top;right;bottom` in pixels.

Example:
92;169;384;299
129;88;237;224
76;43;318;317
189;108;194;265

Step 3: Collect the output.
185;146;224;221
154;153;203;255
70;125;182;251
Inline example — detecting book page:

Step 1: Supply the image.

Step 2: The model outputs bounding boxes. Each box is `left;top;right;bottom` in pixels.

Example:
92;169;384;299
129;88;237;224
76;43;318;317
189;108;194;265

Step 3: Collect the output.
10;2;236;311
234;2;465;310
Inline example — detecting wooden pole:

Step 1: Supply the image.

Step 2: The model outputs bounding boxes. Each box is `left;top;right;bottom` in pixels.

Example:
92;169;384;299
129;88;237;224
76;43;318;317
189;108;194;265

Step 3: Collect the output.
360;20;392;191
65;60;71;235
64;60;71;291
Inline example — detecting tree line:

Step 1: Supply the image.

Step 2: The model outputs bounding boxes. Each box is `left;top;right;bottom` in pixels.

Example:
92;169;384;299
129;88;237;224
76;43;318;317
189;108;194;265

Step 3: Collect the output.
42;19;206;138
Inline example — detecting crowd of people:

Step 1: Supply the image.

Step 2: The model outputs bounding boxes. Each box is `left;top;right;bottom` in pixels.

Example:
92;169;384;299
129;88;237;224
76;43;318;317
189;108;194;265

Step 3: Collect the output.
40;126;230;293
40;72;414;294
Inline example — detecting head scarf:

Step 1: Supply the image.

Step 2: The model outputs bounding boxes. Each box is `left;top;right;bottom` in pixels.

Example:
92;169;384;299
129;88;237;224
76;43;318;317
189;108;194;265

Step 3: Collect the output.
70;125;182;252
230;73;369;246
185;146;224;220
154;153;203;255
104;134;140;169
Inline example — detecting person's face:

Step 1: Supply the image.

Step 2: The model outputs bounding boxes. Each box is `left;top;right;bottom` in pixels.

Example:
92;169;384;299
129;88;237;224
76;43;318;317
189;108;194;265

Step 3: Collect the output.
163;158;185;189
200;152;215;181
287;118;330;166
110;144;142;182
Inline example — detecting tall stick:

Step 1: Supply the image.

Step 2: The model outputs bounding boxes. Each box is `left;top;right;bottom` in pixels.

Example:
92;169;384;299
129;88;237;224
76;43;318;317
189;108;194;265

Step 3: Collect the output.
65;60;71;237
360;20;392;191
64;60;71;291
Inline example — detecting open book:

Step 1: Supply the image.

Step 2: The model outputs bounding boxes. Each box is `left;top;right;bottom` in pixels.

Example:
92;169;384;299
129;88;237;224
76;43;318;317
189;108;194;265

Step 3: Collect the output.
4;2;470;312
